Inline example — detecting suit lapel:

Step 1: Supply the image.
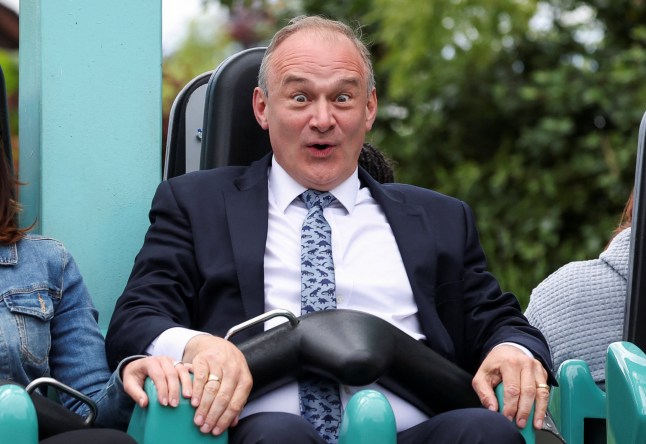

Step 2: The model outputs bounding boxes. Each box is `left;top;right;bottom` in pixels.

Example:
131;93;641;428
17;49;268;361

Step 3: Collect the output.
225;154;272;324
362;170;455;359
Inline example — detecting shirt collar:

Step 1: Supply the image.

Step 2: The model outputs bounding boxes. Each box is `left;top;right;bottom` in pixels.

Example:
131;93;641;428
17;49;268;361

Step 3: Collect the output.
269;155;359;214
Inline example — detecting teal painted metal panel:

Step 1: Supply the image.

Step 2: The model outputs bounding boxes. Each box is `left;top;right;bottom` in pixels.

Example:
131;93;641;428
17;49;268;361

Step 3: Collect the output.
19;0;162;329
18;0;42;232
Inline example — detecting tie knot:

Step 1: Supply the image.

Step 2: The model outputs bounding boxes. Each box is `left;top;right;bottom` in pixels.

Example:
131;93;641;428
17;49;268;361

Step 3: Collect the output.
301;190;335;210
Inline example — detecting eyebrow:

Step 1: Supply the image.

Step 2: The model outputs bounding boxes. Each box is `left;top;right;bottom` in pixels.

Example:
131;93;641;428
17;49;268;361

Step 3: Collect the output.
281;75;362;90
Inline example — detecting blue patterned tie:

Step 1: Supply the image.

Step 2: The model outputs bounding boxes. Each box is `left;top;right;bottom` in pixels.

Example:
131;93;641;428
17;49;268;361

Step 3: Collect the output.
299;190;342;443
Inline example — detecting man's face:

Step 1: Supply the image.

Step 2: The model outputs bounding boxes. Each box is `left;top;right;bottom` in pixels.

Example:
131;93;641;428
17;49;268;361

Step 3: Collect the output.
252;30;378;191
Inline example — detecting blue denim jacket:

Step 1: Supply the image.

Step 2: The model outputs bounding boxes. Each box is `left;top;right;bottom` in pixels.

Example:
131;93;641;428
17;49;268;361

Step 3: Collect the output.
0;235;135;430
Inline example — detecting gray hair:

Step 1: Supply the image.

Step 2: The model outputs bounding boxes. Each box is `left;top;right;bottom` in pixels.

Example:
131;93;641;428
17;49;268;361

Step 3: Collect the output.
257;15;376;97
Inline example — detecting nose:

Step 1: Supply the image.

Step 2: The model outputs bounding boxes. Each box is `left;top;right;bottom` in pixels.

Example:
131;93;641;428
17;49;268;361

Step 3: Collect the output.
309;100;335;132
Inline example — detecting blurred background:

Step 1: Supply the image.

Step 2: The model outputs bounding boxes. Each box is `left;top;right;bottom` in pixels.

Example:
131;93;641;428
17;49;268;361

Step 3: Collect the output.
1;0;644;308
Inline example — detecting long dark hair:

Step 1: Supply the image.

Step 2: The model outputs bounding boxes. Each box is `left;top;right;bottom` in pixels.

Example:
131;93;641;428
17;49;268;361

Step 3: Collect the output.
605;190;635;250
0;141;30;244
613;190;635;236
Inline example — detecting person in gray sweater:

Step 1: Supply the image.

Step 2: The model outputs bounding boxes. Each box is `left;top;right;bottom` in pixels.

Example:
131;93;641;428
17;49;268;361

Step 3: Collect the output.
525;192;634;385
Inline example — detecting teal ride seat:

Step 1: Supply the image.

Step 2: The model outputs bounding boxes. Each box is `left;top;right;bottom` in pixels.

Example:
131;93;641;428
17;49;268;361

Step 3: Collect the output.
0;384;39;444
550;342;646;444
128;381;396;444
128;378;228;444
605;342;646;444
0;377;535;444
127;379;536;443
549;359;606;444
549;341;646;444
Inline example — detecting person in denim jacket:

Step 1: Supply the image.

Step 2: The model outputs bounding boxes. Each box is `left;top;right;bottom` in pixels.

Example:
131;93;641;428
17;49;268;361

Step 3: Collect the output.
0;147;193;442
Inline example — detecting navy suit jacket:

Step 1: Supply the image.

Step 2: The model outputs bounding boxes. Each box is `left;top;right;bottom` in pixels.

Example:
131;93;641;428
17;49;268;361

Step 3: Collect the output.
106;154;552;378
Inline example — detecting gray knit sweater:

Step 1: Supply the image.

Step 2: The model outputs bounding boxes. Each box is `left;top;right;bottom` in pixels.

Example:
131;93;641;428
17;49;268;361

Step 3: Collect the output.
525;228;631;384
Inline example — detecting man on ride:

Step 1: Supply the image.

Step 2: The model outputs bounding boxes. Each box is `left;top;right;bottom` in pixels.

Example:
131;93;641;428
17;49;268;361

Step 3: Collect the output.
106;15;553;443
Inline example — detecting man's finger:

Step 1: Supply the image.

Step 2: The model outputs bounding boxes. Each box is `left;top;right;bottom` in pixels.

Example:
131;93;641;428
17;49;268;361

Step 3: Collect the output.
514;366;536;429
471;371;499;412
533;363;550;429
197;371;227;434
211;366;252;435
190;357;211;412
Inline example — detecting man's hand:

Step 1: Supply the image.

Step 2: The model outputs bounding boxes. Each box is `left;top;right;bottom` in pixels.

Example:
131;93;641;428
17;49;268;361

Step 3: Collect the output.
122;356;193;408
471;344;550;430
183;334;253;436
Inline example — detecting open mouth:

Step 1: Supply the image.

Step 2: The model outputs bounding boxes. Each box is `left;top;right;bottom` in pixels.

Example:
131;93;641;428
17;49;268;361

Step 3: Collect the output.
311;144;330;150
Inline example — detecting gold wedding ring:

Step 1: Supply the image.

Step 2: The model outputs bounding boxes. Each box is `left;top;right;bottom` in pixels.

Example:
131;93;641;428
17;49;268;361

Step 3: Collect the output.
536;383;550;390
207;374;221;383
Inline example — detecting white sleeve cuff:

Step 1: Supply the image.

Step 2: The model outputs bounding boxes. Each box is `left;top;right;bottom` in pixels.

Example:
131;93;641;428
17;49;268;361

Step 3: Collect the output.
494;342;533;357
145;327;209;361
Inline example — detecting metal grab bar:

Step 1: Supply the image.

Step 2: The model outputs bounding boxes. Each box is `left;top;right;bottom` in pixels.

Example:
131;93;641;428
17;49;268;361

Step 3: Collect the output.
26;376;98;426
224;308;299;341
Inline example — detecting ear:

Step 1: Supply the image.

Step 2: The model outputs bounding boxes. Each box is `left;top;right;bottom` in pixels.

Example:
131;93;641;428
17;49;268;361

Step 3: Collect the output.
365;88;378;132
252;87;269;129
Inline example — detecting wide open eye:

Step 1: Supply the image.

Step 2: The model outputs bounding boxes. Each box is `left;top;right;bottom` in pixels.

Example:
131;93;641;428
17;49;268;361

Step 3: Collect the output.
336;94;350;103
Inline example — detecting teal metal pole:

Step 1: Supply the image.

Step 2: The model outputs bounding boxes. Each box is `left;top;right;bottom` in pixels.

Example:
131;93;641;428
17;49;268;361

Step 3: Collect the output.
19;0;162;329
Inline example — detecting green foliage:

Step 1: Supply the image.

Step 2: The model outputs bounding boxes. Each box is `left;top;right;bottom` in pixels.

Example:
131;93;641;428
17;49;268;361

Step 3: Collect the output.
197;0;643;308
162;2;280;143
162;16;234;117
365;0;643;306
0;49;19;160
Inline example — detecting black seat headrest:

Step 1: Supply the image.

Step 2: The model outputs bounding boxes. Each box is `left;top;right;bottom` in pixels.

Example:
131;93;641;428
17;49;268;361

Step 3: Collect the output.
201;47;270;169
